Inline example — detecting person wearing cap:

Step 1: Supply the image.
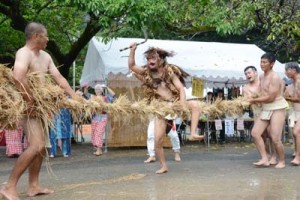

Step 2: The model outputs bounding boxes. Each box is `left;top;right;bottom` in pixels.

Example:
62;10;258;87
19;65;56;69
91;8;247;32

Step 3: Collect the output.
91;84;116;156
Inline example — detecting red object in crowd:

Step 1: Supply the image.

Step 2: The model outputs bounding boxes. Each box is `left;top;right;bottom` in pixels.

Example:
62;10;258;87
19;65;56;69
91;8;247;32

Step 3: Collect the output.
0;129;6;146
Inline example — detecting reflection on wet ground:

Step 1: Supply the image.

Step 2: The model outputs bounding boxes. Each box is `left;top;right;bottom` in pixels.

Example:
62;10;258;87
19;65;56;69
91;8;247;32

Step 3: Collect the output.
1;143;300;200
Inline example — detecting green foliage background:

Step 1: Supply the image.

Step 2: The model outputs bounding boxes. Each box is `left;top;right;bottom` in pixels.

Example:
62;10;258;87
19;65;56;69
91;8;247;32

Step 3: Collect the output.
0;0;299;85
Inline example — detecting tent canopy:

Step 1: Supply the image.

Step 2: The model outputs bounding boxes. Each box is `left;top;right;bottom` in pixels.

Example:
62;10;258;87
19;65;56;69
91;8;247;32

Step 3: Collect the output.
81;37;286;88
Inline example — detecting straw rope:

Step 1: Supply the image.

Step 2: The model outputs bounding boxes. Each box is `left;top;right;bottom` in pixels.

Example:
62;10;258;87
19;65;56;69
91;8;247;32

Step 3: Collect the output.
0;64;251;130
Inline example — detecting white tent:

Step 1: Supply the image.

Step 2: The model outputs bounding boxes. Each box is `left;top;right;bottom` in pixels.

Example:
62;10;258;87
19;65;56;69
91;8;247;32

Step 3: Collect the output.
81;37;286;88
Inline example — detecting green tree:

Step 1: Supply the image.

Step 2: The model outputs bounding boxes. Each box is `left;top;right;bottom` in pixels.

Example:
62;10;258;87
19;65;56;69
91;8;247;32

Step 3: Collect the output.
0;0;171;79
1;0;300;82
164;0;300;62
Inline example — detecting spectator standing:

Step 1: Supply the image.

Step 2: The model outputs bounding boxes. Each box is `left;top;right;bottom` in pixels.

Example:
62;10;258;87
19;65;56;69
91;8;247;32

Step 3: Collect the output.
49;108;72;157
91;84;115;156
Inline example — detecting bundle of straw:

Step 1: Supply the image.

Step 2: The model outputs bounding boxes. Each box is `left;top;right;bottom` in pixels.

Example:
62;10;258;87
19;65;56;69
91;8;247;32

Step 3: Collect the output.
0;65;25;129
62;98;85;123
63;96;251;122
27;72;66;126
197;97;250;118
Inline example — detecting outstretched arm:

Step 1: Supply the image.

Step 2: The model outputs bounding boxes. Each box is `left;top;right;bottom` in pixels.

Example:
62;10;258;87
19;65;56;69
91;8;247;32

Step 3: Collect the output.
48;56;77;99
128;43;145;75
106;86;115;97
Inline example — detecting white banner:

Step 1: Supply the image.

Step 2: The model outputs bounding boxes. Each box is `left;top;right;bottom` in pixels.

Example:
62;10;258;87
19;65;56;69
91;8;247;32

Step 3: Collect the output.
225;119;234;135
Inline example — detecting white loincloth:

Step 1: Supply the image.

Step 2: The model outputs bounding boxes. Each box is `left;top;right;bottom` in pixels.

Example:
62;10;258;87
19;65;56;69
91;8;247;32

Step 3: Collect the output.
288;103;300;127
251;104;262;118
260;98;288;120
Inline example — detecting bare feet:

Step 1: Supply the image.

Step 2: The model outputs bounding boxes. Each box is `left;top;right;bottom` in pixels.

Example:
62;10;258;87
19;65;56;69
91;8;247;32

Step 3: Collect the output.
188;134;204;141
144;156;156;163
274;162;285;169
93;152;103;156
93;149;103;156
174;152;181;162
269;157;277;165
253;160;270;167
0;185;19;200
155;167;168;174
27;186;54;197
291;158;300;166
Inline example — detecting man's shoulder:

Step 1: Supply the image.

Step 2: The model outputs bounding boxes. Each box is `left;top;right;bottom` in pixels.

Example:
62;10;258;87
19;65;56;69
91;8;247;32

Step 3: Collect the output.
40;50;51;58
243;84;250;90
16;47;50;59
271;71;282;80
165;63;190;77
165;63;180;68
243;84;259;92
16;46;30;56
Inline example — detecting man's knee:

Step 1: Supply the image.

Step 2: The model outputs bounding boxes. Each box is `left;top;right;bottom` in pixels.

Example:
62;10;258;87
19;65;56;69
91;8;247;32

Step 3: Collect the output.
251;130;259;139
271;139;282;146
188;101;198;110
155;139;163;145
27;144;46;155
269;134;282;145
155;139;163;148
293;126;300;137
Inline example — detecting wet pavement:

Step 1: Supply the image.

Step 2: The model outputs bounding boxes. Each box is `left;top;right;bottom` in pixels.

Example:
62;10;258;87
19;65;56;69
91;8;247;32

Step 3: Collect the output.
1;142;300;200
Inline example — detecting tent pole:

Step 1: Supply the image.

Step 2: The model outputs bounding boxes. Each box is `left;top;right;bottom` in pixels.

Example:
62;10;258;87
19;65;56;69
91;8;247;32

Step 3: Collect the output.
104;77;109;153
205;81;210;149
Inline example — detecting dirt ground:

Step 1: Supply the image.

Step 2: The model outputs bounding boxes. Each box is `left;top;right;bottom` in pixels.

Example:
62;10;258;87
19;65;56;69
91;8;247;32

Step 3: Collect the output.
1;142;300;200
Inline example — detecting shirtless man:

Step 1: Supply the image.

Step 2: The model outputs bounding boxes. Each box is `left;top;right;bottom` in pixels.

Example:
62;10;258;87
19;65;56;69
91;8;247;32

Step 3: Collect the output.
243;66;276;165
128;44;188;174
0;22;79;200
248;53;288;169
284;62;300;165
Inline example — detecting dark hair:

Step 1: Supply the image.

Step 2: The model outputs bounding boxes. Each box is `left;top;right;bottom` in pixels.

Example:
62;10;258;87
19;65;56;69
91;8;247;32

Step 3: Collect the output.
261;52;276;64
285;62;300;73
217;89;223;93
244;66;257;73
207;92;213;95
25;22;46;40
144;47;175;61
